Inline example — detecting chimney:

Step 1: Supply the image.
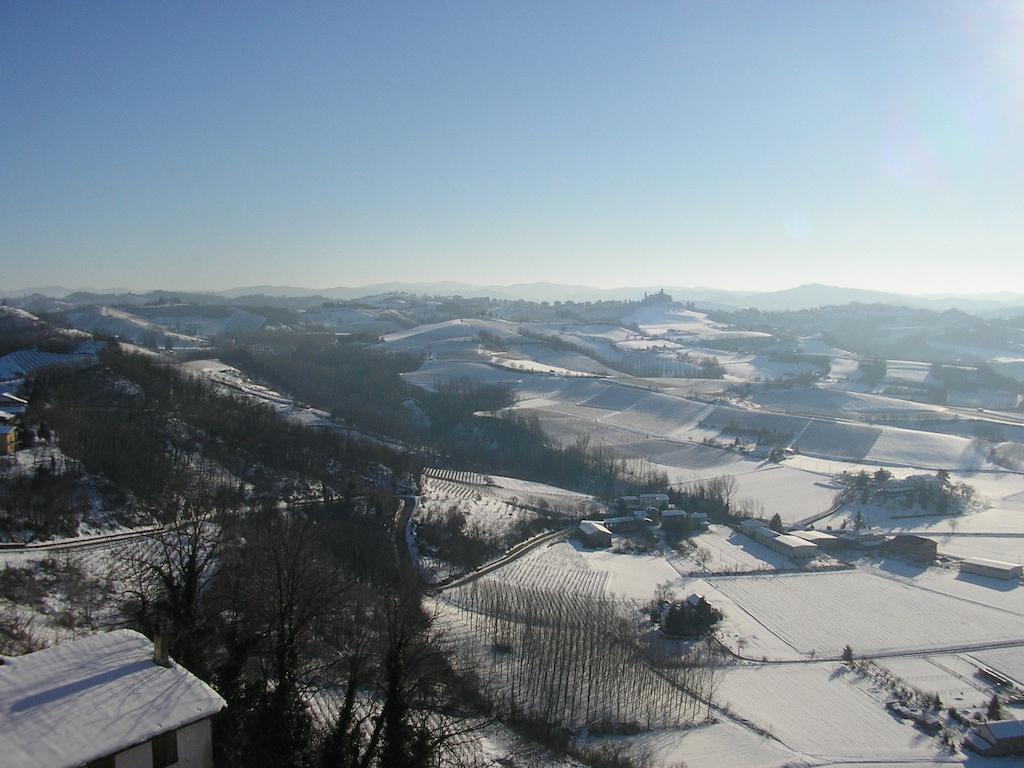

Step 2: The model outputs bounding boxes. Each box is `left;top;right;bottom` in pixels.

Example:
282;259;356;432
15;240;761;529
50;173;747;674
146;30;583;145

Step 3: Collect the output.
153;623;172;668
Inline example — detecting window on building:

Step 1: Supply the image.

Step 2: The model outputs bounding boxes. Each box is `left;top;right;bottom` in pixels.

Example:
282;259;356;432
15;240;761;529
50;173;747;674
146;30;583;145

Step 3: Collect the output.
85;757;115;768
151;729;179;768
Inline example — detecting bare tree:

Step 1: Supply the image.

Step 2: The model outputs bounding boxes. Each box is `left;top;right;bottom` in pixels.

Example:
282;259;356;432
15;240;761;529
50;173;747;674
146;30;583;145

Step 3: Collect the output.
117;485;232;677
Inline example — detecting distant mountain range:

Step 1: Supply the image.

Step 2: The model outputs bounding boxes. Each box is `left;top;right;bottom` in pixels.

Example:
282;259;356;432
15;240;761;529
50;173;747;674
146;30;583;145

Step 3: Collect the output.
4;282;1024;315
207;282;1024;313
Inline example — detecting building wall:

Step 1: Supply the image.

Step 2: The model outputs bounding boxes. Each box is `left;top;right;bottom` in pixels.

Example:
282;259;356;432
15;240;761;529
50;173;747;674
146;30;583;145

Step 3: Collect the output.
115;741;151;768
113;719;214;768
581;531;611;548
178;719;215;768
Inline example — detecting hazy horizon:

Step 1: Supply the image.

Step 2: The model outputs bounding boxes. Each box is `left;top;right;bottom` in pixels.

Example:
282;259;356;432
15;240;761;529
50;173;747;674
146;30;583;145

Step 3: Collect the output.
3;2;1023;294
5;278;1024;305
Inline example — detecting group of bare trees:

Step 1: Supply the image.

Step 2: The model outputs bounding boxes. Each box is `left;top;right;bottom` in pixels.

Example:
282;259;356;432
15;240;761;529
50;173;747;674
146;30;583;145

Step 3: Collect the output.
444;578;719;736
117;492;483;768
667;475;738;522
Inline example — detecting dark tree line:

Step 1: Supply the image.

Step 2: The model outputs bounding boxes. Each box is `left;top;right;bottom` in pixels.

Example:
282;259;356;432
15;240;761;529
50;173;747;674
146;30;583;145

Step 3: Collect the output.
25;345;412;512
667;475;738;523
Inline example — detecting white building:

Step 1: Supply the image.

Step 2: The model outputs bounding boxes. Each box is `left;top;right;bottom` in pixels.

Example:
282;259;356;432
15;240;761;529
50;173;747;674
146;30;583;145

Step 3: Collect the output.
0;629;225;768
788;529;843;552
769;533;819;560
960;557;1023;581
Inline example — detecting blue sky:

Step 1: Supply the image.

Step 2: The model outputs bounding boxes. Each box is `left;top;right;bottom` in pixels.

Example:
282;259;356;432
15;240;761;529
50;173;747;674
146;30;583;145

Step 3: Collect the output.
2;1;1022;294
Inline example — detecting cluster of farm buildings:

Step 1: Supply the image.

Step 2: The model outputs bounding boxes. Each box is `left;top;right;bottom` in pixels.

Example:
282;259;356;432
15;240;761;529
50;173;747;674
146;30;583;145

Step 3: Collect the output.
578;493;710;547
578;494;1023;585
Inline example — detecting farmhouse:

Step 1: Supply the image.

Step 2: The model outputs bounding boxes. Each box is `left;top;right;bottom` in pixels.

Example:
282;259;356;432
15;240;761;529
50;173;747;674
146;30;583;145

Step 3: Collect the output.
960;557;1023;581
842;527;887;549
578;520;612;548
635;506;661;524
638;492;670;510
616;495;642;511
0;629;226;768
603;515;641;532
886;534;937;561
965;718;1024;756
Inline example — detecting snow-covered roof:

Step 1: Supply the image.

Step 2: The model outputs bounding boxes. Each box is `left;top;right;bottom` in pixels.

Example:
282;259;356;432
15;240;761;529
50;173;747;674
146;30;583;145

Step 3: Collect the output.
579;520;611;536
0;629;226;768
1;392;28;405
788;529;837;543
980;718;1024;742
773;534;818;550
603;515;636;525
0;425;16;435
891;533;933;543
961;557;1020;571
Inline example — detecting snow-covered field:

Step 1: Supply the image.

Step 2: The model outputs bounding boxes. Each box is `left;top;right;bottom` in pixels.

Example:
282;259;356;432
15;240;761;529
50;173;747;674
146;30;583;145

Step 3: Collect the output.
59;306;205;347
750;385;948;420
182;359;334;427
474;540;611;597
918;534;1024;564
710;570;1024;657
716;663;940;762
968;645;1024;687
573;545;681;601
418;472;600;550
671;525;795;574
602;720;800;768
486;353;597;377
870;563;1024;616
877;655;996;709
0;342;103;382
625;306;771;341
402;359;536;391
